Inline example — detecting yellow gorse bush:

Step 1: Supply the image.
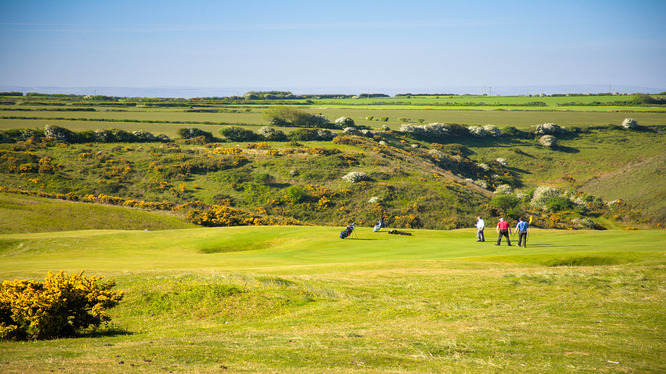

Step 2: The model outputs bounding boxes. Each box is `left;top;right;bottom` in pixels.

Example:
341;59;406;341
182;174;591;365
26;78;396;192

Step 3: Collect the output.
0;271;124;340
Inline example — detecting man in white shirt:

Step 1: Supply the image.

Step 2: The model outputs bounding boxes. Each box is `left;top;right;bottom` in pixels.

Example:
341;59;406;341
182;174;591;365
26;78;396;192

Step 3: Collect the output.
476;216;485;242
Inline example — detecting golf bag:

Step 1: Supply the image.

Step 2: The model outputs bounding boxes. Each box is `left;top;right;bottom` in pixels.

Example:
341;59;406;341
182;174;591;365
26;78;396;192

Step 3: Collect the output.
340;223;355;239
373;216;386;232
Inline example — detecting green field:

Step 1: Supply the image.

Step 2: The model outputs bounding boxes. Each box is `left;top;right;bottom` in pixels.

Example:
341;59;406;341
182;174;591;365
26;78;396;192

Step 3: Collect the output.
0;225;664;373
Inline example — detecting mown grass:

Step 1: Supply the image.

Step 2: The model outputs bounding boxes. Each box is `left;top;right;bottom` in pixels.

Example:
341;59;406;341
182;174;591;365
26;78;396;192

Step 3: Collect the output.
0;226;664;373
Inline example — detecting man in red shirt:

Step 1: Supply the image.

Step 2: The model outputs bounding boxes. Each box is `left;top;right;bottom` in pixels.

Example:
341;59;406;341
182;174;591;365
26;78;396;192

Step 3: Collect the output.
495;217;512;246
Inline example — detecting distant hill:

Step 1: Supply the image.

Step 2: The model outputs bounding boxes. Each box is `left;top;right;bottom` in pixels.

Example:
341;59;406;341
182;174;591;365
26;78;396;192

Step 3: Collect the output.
1;85;663;99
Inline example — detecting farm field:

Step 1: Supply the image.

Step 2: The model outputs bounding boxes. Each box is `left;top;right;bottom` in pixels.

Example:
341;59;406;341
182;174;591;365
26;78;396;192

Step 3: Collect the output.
0;225;664;373
1;93;666;136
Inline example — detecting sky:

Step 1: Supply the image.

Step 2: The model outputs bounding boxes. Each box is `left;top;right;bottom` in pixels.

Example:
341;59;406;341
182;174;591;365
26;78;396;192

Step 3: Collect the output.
1;0;665;96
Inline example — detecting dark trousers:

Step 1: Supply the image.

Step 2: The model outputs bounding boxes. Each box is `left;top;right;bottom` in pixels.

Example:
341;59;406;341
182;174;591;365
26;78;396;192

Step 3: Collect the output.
477;228;485;242
517;231;527;247
497;229;511;246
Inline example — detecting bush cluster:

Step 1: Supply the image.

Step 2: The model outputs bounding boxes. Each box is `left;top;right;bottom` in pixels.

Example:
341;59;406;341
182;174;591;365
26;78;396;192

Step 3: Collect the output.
262;106;336;129
0;271;124;340
0;126;171;144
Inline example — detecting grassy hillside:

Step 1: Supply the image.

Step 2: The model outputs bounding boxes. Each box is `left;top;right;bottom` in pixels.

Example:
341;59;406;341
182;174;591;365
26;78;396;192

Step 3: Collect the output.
1;124;664;229
0;192;196;234
582;153;666;223
0;226;664;373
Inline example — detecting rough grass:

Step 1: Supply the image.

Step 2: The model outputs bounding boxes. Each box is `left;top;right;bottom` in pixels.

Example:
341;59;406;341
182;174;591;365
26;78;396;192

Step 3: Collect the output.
582;153;666;223
0;226;664;373
0;192;195;234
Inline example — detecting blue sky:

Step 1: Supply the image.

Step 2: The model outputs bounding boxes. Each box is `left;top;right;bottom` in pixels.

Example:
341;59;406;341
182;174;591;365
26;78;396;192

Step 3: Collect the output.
1;0;664;95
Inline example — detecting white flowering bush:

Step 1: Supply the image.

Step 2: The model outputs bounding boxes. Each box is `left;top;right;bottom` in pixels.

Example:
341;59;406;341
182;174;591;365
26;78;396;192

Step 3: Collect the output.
494;184;514;195
468;126;486;137
531;186;562;208
308;114;331;128
132;130;157;142
368;196;380;203
258;126;287;141
539;135;557;148
572;217;595;229
400;123;451;137
427;123;451;136
621;118;638;129
496;158;508;166
316;129;335;141
400;124;427;135
534;123;567;135
335;117;355;128
483;125;501;137
342;171;369;183
44;125;76;142
18;129;40;141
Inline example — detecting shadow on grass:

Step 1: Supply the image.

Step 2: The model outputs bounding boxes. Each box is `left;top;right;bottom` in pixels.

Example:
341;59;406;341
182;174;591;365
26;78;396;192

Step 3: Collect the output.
79;326;133;338
552;145;580;153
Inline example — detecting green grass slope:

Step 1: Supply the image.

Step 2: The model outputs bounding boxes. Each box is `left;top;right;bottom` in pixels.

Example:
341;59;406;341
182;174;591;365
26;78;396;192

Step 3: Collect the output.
0;226;664;373
582;153;666;223
0;192;196;234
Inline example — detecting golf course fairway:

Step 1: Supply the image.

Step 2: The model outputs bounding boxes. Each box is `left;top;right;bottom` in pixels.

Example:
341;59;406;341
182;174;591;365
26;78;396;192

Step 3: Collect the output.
0;226;664;373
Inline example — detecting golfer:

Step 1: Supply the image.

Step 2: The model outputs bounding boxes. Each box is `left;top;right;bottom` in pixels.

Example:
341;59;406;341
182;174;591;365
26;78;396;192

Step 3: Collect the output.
495;218;511;246
514;217;528;247
476;216;485;242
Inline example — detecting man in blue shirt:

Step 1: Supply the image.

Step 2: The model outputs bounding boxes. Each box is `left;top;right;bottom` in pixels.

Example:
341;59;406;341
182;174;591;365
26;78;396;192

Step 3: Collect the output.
514;217;529;247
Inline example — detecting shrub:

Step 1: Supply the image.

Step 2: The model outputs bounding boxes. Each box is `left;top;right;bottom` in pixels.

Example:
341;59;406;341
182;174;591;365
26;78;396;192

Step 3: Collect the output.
468;126;486;137
494;184;514;195
334;117;355;128
219;127;261;142
342;171;370;183
253;172;274;184
343;127;361;135
0;271;124;340
257;126;287;141
483;125;501;137
531;186;562;209
538;135;557;148
544;196;575;212
533;123;567;135
621;118;639;129
490;194;519;211
132;130;157;142
44;125;76;143
178;128;215;142
286;185;308;203
288;129;335;141
263;107;333;128
502;126;529;138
